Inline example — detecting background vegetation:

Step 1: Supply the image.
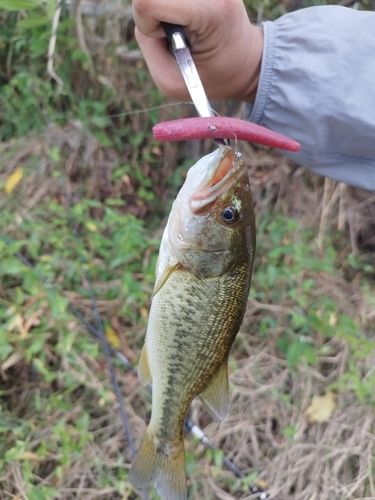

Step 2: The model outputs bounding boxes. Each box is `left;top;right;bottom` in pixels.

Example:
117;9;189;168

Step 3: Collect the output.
0;1;374;499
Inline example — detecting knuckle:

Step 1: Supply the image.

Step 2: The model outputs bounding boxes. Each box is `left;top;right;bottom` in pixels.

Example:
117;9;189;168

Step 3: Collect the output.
133;0;155;16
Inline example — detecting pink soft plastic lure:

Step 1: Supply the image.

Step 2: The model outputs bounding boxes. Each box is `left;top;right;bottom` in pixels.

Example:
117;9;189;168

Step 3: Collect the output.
153;117;300;152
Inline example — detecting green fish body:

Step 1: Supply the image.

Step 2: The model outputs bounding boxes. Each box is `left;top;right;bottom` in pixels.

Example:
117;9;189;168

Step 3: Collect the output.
130;147;256;500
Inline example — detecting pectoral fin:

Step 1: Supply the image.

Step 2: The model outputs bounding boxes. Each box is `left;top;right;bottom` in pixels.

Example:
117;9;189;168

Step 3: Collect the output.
138;344;152;386
152;262;182;297
199;361;229;422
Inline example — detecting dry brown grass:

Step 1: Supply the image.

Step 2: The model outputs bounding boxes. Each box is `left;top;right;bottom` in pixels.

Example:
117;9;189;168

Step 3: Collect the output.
198;337;375;499
1;122;374;500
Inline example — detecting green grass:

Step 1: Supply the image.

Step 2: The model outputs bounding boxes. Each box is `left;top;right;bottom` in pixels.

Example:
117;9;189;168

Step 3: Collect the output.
1;163;373;497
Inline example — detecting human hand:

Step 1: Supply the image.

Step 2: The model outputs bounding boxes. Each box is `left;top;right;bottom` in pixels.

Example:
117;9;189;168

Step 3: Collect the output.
132;0;263;102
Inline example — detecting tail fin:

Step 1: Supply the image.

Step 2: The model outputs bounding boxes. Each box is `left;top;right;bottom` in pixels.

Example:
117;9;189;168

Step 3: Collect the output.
129;430;187;500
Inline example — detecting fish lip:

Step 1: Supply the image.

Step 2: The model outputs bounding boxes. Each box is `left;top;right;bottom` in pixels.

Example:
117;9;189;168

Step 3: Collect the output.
189;150;246;215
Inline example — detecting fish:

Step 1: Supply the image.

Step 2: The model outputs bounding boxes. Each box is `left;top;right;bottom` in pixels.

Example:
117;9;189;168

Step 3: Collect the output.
129;146;256;500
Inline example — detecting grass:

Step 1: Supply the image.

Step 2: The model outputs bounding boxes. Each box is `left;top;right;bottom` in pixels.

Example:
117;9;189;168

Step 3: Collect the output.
0;1;374;499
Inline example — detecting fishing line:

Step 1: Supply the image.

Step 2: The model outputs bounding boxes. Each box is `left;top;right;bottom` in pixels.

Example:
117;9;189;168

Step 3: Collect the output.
106;102;196;119
0;231;275;500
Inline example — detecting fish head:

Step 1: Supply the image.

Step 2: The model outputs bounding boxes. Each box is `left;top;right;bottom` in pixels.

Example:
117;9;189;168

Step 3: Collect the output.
168;147;256;278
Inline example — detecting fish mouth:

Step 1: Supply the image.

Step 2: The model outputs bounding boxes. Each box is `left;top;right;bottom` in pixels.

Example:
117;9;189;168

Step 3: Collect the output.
189;148;245;215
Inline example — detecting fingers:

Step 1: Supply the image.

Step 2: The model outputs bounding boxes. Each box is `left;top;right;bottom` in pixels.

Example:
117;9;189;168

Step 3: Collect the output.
132;0;163;38
133;0;264;102
133;0;206;37
135;29;190;100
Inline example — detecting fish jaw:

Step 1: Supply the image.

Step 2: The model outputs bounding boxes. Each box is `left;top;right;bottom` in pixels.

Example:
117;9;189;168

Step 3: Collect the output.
188;148;240;215
178;147;236;202
166;147;255;279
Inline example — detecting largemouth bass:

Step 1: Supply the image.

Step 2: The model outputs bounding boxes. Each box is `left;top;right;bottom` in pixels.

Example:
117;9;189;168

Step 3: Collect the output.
130;146;256;500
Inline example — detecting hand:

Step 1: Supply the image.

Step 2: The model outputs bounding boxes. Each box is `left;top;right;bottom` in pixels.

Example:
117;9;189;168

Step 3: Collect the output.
132;0;263;102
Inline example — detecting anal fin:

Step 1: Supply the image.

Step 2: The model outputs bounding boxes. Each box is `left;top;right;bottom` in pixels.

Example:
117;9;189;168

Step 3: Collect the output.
199;360;229;422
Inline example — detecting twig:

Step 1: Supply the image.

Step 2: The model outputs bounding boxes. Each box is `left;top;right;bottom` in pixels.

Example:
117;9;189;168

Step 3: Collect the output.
47;0;64;90
318;178;341;252
70;0;96;80
347;211;360;255
249;298;295;315
338;182;347;231
339;0;360;7
318;178;330;252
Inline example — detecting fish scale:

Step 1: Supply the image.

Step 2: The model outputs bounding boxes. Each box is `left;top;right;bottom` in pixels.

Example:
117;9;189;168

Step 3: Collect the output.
148;264;250;442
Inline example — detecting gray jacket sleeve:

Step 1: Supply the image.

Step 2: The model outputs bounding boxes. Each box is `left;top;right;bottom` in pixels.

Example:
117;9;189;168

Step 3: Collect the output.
245;6;375;190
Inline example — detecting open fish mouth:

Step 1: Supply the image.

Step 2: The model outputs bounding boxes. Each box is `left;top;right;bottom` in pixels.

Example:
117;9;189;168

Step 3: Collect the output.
189;149;245;215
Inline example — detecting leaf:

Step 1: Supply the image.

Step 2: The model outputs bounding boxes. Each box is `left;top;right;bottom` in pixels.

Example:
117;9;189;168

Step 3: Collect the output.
1;351;23;372
304;391;337;423
26;486;46;500
4;168;23;195
286;341;302;367
140;307;149;320
7;311;41;338
18;451;42;461
329;312;337;326
46;0;58;19
90;115;111;128
253;478;268;491
94;131;113;147
85;221;98;232
0;0;41;10
23;313;41;335
105;326;121;349
49;146;60;162
17;15;50;28
213;448;224;469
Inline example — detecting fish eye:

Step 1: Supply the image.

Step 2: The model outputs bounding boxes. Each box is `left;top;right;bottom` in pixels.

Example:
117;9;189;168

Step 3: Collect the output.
220;206;239;225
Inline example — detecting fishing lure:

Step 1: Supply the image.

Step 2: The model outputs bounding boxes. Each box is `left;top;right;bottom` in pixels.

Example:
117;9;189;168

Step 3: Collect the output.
153;116;301;152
